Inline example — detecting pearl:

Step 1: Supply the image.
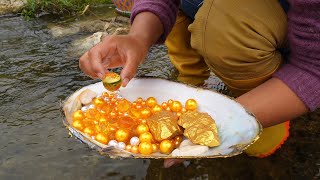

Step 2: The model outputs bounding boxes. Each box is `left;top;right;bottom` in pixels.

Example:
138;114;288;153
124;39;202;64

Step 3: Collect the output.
89;104;95;109
108;140;118;147
118;142;126;150
81;106;89;112
130;137;140;146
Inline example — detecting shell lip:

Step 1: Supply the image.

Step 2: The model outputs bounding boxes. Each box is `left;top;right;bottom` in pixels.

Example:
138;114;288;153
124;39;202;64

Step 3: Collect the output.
61;77;263;159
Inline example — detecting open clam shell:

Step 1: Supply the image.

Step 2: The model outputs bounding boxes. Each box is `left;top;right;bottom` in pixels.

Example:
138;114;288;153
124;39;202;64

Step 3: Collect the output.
62;78;262;159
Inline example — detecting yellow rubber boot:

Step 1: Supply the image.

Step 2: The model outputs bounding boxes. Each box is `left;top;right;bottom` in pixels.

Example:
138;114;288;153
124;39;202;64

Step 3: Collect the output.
165;12;210;86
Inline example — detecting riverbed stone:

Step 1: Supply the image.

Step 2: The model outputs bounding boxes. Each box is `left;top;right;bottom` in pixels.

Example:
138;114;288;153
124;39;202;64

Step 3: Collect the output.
0;0;26;15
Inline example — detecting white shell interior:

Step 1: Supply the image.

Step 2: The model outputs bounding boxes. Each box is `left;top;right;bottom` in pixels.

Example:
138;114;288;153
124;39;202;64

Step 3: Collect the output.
64;78;262;158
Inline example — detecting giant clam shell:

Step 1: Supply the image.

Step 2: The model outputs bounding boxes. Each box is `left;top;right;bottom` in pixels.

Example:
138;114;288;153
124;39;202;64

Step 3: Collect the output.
62;78;262;159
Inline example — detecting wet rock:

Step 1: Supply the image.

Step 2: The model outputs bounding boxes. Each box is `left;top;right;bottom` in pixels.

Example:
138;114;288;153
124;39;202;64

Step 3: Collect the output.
68;31;108;57
67;16;130;57
0;0;26;15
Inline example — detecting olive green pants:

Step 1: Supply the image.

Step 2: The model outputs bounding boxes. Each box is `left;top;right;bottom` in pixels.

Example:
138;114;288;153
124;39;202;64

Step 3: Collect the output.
165;0;289;157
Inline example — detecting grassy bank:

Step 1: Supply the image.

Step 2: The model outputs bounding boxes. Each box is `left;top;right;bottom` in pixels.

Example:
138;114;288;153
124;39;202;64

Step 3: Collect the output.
22;0;113;18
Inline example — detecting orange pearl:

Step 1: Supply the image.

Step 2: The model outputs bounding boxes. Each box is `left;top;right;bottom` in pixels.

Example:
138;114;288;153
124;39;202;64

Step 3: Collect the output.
166;107;171;111
115;129;130;142
141;101;146;106
109;111;117;118
160;140;174;154
167;99;173;106
73;110;85;121
125;145;132;151
173;140;182;148
146;97;157;107
136;104;142;109
139;132;153;143
95;133;109;144
130;108;141;119
139;142;153;155
152;144;159;153
102;92;109;97
136;124;149;135
85;109;99;119
161;102;168;109
140;108;152;119
136;97;143;104
174;135;183;143
116;99;131;112
131;145;139;154
152;104;162;113
72;120;85;131
93;97;105;108
99;117;107;123
181;108;187;113
170;101;182;112
83;126;95;136
185;99;198;111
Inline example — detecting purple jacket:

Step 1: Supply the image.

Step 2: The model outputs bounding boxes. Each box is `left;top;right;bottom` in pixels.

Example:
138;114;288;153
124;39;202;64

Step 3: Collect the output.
131;0;320;111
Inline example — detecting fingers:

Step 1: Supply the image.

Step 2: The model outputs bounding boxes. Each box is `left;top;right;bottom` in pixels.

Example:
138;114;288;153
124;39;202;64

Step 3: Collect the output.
79;52;98;79
163;159;185;168
120;51;141;87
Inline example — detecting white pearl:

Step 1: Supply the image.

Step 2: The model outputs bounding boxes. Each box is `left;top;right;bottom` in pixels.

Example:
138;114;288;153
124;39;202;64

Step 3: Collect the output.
88;104;95;109
130;137;140;146
117;142;126;150
108;140;118;147
81;106;89;112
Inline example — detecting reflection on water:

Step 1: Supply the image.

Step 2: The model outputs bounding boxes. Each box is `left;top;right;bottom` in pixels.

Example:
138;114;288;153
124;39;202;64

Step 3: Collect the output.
0;8;319;179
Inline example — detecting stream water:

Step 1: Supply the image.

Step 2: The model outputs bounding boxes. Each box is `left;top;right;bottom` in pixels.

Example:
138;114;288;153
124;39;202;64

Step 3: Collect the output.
0;7;319;180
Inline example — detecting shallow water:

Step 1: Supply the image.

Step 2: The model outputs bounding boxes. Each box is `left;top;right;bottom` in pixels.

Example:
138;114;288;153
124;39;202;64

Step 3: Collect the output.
0;9;319;180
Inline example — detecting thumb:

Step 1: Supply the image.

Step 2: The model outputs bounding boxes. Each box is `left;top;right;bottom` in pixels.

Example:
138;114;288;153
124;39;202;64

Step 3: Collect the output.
120;53;141;87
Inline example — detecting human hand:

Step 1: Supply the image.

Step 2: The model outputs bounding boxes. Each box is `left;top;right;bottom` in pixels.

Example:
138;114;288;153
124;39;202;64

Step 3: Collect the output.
79;34;149;87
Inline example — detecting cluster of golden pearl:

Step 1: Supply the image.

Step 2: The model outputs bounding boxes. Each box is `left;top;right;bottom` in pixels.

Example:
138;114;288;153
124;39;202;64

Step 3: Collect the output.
72;92;198;155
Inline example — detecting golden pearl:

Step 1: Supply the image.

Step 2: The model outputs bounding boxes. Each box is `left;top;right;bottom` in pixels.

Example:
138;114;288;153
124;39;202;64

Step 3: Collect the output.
73;110;85;121
173;140;182;148
152;144;159;153
115;129;130;142
160;140;174;154
136;124;149;135
139;132;153;143
174;135;183;143
72;120;85;131
136;97;143;104
185;99;198;111
176;112;182;117
131;145;139;154
95;133;109;144
139;142;153;155
167;99;173;106
102;72;122;91
170;101;182;112
181;108;187;113
152;105;162;113
140;108;152;119
125;145;132;151
83;126;95;136
140;119;147;124
161;102;168;109
146;97;157;107
116;99;131;112
93;97;105;108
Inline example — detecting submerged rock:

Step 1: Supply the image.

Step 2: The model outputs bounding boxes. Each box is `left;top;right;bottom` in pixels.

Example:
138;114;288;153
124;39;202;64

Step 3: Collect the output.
0;0;26;15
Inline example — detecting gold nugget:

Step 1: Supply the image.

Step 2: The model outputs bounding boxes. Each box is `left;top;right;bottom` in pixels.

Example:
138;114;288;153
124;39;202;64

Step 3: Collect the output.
147;111;183;142
178;111;220;147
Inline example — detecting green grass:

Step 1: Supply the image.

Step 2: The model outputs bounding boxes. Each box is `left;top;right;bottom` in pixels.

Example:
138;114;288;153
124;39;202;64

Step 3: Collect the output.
22;0;113;18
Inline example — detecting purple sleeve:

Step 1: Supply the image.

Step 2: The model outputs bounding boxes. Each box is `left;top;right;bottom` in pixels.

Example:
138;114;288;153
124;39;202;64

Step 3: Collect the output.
130;0;180;44
273;0;320;111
